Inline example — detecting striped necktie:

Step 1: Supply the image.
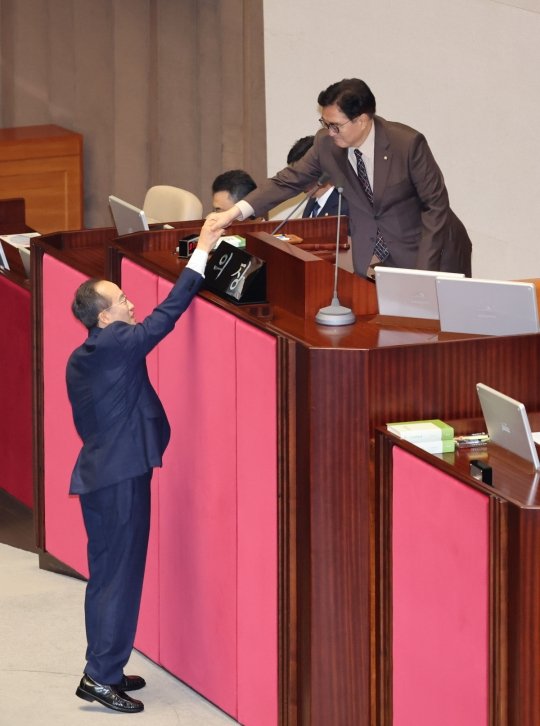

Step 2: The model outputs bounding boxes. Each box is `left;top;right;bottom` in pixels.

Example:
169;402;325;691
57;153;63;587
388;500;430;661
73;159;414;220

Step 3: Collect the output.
354;149;389;263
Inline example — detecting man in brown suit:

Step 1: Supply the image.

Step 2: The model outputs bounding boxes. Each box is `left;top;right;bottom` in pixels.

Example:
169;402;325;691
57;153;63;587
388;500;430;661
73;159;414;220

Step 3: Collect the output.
207;78;472;279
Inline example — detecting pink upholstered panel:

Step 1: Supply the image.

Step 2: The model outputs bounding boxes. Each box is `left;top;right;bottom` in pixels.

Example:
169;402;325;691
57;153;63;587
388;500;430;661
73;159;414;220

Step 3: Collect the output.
392;447;489;726
236;321;278;726
121;259;160;663
42;254;88;576
0;277;32;507
158;282;238;718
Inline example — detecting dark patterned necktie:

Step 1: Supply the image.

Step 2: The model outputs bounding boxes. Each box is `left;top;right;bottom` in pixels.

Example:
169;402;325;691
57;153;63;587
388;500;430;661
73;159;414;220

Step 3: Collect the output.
354;149;389;262
310;201;320;218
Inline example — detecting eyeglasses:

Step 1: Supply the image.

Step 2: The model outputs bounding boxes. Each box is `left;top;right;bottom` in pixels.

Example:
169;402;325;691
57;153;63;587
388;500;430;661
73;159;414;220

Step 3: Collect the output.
102;293;128;313
319;117;355;134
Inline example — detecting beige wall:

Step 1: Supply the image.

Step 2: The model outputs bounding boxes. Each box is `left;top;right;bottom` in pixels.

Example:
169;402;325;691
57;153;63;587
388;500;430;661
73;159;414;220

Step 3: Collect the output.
262;0;540;280
0;0;267;227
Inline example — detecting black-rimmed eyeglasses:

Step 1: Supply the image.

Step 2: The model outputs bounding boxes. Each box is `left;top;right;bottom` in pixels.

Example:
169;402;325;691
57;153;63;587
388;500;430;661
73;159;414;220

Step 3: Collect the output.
102;294;129;312
319;117;355;134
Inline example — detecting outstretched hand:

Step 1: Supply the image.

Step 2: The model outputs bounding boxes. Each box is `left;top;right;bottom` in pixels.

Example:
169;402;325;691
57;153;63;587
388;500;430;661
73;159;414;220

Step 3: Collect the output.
196;218;227;253
205;205;241;234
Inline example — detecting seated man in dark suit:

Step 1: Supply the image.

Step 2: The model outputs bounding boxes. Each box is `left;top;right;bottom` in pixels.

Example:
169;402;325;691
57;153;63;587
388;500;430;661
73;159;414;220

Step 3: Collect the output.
67;219;223;714
287;135;350;220
211;169;257;213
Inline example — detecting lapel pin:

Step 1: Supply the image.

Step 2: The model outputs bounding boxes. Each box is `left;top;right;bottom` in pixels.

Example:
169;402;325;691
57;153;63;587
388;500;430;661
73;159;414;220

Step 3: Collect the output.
384;155;388;160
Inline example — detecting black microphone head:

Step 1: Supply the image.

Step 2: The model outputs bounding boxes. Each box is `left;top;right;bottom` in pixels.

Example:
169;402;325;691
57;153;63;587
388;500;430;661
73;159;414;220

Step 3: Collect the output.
333;176;346;195
317;171;331;187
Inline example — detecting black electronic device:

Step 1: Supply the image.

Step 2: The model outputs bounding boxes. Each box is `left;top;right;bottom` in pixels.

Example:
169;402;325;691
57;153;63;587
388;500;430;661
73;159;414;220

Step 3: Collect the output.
470;459;493;486
204;242;266;305
176;233;199;258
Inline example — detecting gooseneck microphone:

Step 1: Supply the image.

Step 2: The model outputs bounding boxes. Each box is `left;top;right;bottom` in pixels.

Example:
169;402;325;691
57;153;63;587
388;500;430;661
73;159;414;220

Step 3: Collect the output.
315;185;356;326
271;172;331;236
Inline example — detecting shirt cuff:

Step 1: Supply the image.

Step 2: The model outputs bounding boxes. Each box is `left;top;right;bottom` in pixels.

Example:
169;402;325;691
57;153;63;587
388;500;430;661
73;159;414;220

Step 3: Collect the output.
236;200;255;221
186;248;209;277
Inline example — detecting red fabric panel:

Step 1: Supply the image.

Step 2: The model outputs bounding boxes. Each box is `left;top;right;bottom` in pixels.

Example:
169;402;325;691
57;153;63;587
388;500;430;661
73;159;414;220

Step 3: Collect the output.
392;447;489;726
158;283;238;717
236;320;278;726
42;254;88;576
121;258;160;663
0;277;32;507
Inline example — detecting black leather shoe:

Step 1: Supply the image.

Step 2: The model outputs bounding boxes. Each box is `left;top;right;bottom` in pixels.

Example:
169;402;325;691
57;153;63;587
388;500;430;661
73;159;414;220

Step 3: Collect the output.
115;674;146;691
76;674;144;713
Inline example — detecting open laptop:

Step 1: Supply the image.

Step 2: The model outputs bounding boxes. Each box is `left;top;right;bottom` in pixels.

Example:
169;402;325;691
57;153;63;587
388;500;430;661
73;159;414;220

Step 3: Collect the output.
477;383;540;469
375;267;464;319
437;278;540;336
109;195;149;235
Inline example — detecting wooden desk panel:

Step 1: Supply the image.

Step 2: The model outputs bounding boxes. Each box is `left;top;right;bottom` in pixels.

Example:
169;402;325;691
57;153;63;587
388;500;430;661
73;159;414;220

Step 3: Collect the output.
32;227;540;726
376;428;540;726
107;232;540;726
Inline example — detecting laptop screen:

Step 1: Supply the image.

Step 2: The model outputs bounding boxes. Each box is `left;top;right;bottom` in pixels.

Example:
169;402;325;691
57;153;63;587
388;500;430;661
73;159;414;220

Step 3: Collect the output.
109;195;149;235
437;278;539;336
477;382;540;469
375;267;464;319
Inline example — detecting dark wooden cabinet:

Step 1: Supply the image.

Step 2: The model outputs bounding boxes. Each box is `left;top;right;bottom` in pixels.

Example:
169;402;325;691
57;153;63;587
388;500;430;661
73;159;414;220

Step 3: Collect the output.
0;125;83;233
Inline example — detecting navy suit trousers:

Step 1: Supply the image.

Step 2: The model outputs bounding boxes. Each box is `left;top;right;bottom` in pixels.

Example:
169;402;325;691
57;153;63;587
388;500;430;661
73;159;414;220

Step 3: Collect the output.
79;471;152;684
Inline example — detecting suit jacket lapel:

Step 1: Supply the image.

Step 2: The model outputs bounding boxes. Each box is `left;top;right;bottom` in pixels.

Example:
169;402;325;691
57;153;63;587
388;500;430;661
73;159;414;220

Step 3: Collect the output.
304;197;317;217
373;116;391;209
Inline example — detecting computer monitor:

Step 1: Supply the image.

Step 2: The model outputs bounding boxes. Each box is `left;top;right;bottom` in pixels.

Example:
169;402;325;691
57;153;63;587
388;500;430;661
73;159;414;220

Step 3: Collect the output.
375;267;464;319
108;195;149;235
437;278;539;336
477;383;540;469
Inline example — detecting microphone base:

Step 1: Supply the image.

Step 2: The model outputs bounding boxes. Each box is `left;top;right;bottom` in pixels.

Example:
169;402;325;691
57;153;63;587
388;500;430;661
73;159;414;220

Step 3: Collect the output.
315;302;356;327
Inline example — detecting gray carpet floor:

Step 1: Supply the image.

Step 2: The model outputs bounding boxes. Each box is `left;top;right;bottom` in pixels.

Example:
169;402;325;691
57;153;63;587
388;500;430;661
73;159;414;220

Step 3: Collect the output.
0;543;237;724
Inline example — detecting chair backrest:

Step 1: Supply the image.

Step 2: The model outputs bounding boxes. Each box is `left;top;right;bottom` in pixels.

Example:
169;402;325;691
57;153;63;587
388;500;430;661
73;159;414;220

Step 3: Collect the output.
142;185;203;223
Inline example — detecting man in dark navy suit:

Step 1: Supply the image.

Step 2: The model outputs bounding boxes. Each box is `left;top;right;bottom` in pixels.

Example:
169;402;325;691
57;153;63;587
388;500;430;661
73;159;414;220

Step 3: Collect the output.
66;220;222;713
287;135;350;220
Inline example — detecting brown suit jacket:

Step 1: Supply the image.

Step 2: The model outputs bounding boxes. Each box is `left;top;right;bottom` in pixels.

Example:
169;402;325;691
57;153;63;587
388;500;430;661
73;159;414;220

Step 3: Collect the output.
244;116;472;277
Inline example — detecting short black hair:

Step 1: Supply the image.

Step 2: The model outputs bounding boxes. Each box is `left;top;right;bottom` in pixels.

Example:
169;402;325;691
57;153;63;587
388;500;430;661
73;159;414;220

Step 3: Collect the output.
211;169;257;202
71;279;110;329
317;78;376;120
287;135;314;165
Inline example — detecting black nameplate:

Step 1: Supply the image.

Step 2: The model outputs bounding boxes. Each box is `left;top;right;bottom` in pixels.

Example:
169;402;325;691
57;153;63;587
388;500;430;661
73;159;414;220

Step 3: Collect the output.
204;242;266;305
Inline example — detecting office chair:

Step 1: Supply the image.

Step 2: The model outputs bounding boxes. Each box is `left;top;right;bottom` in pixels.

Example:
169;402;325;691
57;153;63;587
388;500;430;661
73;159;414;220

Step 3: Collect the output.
142;185;203;223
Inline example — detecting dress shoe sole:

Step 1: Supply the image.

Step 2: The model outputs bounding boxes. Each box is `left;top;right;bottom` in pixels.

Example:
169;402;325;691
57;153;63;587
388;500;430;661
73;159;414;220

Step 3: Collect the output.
76;686;144;713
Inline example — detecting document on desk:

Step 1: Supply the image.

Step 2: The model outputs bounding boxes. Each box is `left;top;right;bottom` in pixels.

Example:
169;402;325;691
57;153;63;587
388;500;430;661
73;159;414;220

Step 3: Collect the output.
533;432;540;445
0;232;41;248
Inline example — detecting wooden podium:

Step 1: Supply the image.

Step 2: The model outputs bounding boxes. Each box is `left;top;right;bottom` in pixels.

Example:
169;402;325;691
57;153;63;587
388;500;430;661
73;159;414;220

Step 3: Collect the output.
32;221;540;726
